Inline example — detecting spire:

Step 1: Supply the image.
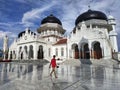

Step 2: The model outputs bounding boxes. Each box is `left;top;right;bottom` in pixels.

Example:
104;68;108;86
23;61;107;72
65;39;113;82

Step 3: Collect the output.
3;35;9;60
25;27;30;33
88;5;91;10
108;10;111;15
88;0;93;10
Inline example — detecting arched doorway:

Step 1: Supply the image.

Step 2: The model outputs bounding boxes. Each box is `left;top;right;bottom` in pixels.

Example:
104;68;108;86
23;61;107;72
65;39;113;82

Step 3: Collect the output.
92;42;102;59
21;52;23;59
19;47;22;59
84;44;90;59
72;44;79;59
24;46;28;59
10;51;12;59
37;45;44;59
80;43;90;59
29;45;34;59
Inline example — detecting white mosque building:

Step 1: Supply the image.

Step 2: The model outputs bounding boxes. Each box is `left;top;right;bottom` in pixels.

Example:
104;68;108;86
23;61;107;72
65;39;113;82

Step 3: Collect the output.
8;9;118;61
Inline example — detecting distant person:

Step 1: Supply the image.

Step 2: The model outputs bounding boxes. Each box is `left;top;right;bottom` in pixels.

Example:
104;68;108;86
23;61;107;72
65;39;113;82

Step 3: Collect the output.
49;55;57;78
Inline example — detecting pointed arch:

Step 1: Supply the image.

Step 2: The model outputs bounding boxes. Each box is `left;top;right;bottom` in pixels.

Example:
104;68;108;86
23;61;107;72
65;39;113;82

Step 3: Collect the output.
10;51;12;59
24;46;28;59
29;45;34;59
80;43;90;59
24;46;27;54
71;43;79;59
37;45;44;59
19;47;22;59
92;41;102;59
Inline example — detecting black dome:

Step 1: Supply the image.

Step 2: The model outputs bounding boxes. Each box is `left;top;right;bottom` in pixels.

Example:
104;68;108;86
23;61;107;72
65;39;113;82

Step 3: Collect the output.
41;14;62;25
75;9;107;25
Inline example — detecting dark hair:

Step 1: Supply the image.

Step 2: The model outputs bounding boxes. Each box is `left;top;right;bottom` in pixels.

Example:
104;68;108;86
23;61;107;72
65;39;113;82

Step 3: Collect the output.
53;55;56;58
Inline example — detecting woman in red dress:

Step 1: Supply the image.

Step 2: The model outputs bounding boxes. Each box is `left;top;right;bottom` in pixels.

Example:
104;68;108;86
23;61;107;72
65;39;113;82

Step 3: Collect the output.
49;55;57;78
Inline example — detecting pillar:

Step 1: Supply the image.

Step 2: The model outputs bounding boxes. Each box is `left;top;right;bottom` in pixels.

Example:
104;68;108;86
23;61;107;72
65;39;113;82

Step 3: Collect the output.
33;44;37;60
89;42;91;59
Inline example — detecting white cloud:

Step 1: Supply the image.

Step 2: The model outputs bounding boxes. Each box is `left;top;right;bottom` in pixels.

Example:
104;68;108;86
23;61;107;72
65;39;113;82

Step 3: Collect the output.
20;0;120;33
0;31;17;39
0;31;6;38
55;0;120;32
21;1;57;27
0;0;120;49
3;0;120;36
0;22;11;27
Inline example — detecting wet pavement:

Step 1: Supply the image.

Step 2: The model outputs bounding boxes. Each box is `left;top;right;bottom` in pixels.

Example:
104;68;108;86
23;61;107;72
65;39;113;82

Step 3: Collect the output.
0;59;120;90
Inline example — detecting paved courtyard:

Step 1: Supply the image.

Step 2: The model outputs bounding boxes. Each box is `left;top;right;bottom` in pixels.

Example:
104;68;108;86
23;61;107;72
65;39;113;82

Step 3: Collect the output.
0;59;120;90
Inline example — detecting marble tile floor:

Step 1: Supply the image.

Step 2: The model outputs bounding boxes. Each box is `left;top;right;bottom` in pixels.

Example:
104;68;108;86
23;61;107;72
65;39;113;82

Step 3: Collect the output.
0;59;120;90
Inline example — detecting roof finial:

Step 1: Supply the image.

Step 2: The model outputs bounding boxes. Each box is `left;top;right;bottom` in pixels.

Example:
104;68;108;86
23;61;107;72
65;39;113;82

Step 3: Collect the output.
50;11;54;16
88;5;91;10
108;10;111;15
88;0;93;10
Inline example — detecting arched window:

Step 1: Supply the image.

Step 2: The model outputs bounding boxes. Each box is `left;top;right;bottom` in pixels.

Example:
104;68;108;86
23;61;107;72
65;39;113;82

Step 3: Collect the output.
92;41;102;59
29;45;34;59
10;51;12;59
24;46;27;54
56;48;58;56
19;47;22;53
61;48;64;56
48;48;51;57
38;45;44;59
71;43;79;59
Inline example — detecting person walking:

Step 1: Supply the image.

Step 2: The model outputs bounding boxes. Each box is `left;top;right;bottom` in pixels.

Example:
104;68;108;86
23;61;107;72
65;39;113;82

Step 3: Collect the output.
49;55;58;78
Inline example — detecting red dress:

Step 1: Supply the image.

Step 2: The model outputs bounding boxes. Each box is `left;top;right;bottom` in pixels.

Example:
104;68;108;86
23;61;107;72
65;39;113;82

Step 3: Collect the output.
51;58;57;68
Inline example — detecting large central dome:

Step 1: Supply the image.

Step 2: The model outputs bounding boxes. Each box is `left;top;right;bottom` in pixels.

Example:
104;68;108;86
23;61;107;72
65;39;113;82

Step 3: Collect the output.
75;9;108;25
41;14;62;25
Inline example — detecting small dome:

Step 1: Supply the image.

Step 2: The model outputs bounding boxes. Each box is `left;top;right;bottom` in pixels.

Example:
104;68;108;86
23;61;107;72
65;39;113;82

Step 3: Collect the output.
75;9;108;25
41;14;62;25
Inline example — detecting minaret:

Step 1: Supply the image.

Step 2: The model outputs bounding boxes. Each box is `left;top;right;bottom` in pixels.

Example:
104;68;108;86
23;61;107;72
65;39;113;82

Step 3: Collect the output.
3;35;9;60
108;15;118;52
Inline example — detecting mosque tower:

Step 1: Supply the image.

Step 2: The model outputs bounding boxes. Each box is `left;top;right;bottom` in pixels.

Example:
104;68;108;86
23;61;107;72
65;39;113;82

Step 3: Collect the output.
37;14;66;44
3;35;9;60
108;15;118;52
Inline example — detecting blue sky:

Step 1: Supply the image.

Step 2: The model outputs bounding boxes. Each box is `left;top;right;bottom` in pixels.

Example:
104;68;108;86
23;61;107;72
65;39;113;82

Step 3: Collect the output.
0;0;120;50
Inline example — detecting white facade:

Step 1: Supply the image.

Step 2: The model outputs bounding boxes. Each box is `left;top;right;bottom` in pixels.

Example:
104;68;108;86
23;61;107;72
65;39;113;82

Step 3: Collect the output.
68;20;113;59
8;10;119;61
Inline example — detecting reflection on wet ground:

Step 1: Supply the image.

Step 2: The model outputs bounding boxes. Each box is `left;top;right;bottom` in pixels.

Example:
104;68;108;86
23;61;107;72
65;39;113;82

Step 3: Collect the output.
0;60;120;90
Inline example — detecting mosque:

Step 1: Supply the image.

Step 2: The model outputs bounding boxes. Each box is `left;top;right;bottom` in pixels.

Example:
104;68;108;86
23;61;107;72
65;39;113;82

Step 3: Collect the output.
7;9;118;61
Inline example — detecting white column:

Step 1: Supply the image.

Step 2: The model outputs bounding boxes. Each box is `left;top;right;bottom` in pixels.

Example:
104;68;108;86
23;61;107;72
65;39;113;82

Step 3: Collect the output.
33;44;37;60
3;52;6;60
109;31;118;52
113;35;118;52
27;46;30;60
72;50;74;58
89;42;91;59
16;47;19;60
109;19;118;52
8;50;10;60
91;48;94;59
